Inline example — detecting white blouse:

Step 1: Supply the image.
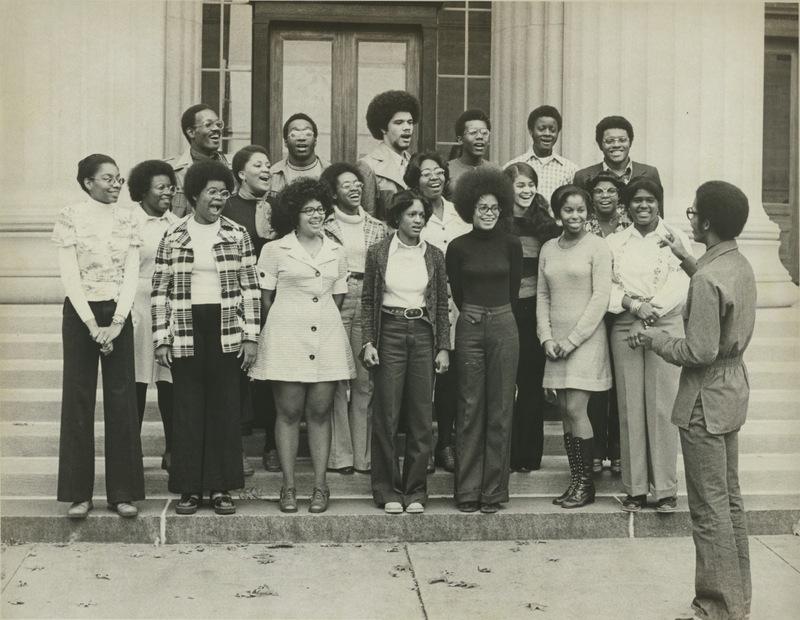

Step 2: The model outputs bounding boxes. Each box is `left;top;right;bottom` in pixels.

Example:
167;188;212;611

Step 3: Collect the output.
383;235;428;309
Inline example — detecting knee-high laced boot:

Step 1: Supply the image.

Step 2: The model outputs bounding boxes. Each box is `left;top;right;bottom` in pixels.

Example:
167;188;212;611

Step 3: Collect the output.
561;435;596;509
552;433;576;505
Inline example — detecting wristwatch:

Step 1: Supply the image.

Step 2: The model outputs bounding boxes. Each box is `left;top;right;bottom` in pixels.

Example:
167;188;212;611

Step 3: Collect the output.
111;314;126;326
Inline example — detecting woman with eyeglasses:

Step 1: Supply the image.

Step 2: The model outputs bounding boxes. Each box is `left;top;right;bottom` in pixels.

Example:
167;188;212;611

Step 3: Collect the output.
502;162;561;474
152;160;260;516
225;145;277;477
127;160;179;471
249;178;355;514
361;190;450;515
404;152;471;473
319;163;389;477
537;184;612;509
606;178;692;514
52;154;144;519
446;168;522;514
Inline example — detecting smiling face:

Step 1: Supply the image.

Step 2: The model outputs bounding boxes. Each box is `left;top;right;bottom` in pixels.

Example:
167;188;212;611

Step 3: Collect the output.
458;119;490;159
600;128;631;166
382;111;415;153
193;180;228;224
397;199;426;242
559;194;589;234
335;172;362;213
530;116;559;156
591;181;620;218
418;158;446;202
238;152;271;196
187;108;222;153
142;174;175;216
472;194;500;231
297;199;325;237
627;188;659;230
84;163;122;204
285;118;317;161
512;174;537;212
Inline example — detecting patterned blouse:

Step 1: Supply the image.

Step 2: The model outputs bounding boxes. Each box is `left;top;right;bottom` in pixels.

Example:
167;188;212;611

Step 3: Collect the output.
584;208;632;238
151;216;261;358
51;200;142;301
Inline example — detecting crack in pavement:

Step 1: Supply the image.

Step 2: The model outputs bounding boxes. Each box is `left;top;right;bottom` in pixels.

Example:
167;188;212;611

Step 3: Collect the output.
754;536;800;575
1;543;34;596
404;543;429;620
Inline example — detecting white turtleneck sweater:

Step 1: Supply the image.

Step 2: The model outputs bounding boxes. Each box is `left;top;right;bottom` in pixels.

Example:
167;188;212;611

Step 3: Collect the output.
334;206;367;273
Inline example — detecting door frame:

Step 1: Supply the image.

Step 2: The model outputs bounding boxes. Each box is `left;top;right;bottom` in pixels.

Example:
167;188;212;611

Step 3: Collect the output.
252;1;439;157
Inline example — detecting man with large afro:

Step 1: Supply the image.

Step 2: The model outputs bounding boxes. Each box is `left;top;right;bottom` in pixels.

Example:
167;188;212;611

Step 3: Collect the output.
356;90;420;221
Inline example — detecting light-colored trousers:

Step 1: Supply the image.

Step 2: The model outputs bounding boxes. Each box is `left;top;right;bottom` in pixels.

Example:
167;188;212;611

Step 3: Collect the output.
611;310;682;500
328;278;373;471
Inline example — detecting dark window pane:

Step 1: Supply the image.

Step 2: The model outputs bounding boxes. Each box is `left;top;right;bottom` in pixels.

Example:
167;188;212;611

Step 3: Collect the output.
467;10;491;75
201;71;220;113
442;2;466;9
467;78;490;115
762;52;792;204
222;3;230;67
438;77;465;142
438;10;465;74
202;3;221;69
469;2;492;9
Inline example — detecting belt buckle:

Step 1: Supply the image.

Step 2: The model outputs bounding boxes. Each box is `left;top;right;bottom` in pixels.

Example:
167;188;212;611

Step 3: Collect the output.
403;307;423;319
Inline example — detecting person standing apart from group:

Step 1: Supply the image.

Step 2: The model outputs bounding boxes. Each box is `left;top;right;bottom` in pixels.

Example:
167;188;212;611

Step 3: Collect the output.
409;152;472;473
637;181;755;620
504;105;578;214
249;179;355;514
361;191;450;514
321;163;389;476
358;90;420;220
127;160;179;471
53;154;144;519
166;104;230;218
502;163;561;473
152;161;260;516
446;109;498;197
537;184;612;509
446;168;522;514
606;178;692;513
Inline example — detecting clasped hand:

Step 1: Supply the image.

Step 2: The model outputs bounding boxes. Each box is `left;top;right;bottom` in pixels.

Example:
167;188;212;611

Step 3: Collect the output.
543;339;576;361
626;320;654;350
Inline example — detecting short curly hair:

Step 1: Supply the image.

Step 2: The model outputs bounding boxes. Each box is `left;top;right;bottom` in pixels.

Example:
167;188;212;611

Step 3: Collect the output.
527;105;563;133
183;160;234;207
76;153;117;194
695;180;749;240
584;170;625;195
404;152;449;191
271;178;333;237
455;108;491;137
452;167;515;224
282;113;319;140
551;184;592;216
127;160;176;202
231;145;269;180
365;90;420;140
180;103;215;143
385;190;432;229
595;115;634;147
620;177;664;208
320;162;364;204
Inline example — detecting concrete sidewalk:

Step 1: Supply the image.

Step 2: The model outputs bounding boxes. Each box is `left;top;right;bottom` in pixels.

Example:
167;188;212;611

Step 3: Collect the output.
1;536;798;619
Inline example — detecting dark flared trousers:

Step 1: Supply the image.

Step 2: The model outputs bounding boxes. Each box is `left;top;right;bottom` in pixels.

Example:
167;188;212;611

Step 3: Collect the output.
433;352;457;450
681;402;751;620
168;305;244;495
587;314;620;460
454;304;519;504
57;299;144;504
510;297;546;470
371;314;434;507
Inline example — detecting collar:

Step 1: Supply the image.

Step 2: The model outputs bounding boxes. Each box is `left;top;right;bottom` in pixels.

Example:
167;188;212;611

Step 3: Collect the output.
277;230;341;266
389;233;426;256
603;158;633;177
428;198;461;225
137;206;177;223
618;217;666;240
189;146;225;163
524;148;568;167
379;142;410;168
171;215;238;247
333;205;364;225
697;240;739;268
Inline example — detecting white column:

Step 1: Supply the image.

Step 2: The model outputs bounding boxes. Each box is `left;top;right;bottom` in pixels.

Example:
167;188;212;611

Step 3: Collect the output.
491;1;565;164
0;0;202;303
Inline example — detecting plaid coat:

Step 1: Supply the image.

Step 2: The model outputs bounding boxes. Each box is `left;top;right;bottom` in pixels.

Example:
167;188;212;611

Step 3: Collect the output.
322;210;389;266
151;216;261;358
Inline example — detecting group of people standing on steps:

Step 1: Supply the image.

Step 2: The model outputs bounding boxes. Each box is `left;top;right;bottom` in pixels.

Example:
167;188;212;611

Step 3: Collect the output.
54;86;757;620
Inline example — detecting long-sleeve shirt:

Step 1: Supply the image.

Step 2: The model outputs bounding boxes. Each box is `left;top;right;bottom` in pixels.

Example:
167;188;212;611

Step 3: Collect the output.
649;241;756;434
445;227;522;310
606;219;692;316
506;197;561;299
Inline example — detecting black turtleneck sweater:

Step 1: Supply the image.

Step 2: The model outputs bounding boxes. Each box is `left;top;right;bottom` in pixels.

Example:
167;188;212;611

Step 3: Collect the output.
445;227;522;310
225;194;266;257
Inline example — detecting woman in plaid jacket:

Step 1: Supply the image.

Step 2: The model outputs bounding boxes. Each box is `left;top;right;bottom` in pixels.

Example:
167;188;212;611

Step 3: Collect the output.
151;160;261;516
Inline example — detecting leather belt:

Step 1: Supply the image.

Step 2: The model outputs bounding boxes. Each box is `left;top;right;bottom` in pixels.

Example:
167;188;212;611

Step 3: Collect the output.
381;306;427;319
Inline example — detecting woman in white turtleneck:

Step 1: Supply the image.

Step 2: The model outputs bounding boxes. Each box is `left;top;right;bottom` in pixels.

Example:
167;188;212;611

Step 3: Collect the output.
51;154;145;520
320;163;389;475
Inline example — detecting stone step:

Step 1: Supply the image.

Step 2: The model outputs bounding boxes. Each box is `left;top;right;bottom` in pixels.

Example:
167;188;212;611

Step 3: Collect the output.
3;419;799;458
2;358;796;390
2;453;798;499
2;495;798;544
2;386;797;423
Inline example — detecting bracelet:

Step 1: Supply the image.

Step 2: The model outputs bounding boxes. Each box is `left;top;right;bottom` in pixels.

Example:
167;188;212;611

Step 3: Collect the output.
629;299;642;315
111;313;125;326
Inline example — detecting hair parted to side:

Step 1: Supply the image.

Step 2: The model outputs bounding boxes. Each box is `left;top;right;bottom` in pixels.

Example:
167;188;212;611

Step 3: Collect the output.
385;190;433;229
183;160;234;207
180;103;215;142
404;152;449;190
232;145;269;179
695;180;749;240
452;167;515;223
128;160;176;202
76;154;117;194
551;184;592;217
271;178;333;237
365;90;420;140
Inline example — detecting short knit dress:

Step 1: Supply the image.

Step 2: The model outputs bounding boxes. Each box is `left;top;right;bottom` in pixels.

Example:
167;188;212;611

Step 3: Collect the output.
536;233;612;391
